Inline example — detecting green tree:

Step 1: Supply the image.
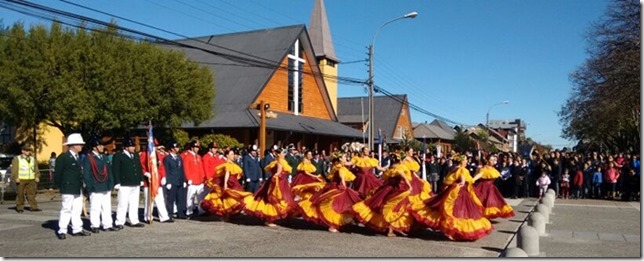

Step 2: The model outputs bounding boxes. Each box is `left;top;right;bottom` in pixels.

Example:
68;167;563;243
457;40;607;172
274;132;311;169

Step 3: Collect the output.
558;0;640;152
0;21;215;140
453;128;473;153
199;134;242;149
400;130;422;152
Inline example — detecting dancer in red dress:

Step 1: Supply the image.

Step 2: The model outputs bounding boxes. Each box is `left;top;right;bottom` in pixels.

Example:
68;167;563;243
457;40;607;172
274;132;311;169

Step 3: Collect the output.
353;154;416;237
299;154;361;233
243;149;297;227
346;147;385;198
201;149;252;220
409;154;493;241
472;155;515;219
291;150;326;201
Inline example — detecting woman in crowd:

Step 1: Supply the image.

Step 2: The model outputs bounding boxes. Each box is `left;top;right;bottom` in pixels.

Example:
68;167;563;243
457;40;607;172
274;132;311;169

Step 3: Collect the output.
243;149;297;227
299;154;361;233
291;150;326;201
201;149;252;221
346;147;385;199
472;155;515;219
409;154;493;241
352;154;415;237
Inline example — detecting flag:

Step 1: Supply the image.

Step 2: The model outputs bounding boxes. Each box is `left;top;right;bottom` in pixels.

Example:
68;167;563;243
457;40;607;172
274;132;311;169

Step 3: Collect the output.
147;122;159;221
377;129;383;165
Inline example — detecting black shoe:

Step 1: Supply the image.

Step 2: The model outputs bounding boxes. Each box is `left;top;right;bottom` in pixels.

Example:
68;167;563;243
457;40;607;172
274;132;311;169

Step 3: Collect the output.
161;218;174;223
107;227;120;232
72;230;91;236
176;216;187;220
56;232;66;240
131;223;145;228
16;209;24;213
90;228;100;233
115;225;124;230
31;208;42;212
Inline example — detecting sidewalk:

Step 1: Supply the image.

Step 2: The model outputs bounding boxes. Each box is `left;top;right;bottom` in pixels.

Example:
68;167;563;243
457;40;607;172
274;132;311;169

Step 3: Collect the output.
506;198;641;257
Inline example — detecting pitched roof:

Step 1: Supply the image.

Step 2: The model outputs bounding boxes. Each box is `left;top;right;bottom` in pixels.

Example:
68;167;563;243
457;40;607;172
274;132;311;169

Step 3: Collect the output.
308;0;338;62
412;123;454;140
430;119;456;134
157;25;359;138
159;25;306;123
337;95;406;140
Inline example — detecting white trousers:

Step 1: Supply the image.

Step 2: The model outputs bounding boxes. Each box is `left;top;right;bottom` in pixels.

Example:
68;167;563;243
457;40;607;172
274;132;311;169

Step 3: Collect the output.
58;192;84;234
186;184;205;215
115;186;141;226
89;191;113;229
143;186;170;222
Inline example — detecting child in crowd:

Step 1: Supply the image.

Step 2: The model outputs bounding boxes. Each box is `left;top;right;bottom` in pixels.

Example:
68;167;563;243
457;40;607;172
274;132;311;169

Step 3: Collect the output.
592;166;603;199
560;168;570;199
536;171;551;199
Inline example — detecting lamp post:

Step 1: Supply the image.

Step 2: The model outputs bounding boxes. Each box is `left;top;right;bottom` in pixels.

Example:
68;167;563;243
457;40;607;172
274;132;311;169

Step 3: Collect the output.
368;11;418;150
486;100;510;130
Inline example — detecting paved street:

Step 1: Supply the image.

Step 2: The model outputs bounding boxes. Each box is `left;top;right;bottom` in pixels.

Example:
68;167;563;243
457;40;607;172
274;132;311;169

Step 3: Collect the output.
507;198;641;257
0;190;535;257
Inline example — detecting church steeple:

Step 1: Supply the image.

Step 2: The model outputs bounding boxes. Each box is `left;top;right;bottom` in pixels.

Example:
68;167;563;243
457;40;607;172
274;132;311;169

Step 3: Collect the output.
309;0;338;63
309;0;339;115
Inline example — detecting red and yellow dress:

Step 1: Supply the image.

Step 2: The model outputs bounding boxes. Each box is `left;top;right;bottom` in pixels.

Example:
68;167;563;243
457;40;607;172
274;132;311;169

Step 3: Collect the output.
243;158;297;223
474;166;515;219
350;156;384;198
291;161;326;201
402;158;432;204
409;166;493;241
352;164;415;233
201;162;252;217
299;163;361;230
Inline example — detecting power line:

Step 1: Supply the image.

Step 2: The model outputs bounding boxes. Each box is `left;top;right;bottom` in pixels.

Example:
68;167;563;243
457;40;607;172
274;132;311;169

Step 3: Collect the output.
3;0;470;128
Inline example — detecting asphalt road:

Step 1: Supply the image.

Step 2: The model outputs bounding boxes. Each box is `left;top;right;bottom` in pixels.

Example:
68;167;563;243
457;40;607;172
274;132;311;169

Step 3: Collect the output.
0;190;535;257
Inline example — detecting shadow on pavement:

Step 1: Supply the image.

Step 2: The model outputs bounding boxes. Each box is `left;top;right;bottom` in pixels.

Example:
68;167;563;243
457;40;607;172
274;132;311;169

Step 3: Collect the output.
481;246;503;253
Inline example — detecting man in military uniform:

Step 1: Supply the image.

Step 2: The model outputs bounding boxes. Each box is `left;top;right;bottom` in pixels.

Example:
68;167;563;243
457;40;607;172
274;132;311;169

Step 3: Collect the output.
163;141;187;219
182;141;205;217
140;139;172;223
12;144;40;213
55;133;91;240
82;138;118;233
113;138;145;229
285;144;300;183
242;145;262;193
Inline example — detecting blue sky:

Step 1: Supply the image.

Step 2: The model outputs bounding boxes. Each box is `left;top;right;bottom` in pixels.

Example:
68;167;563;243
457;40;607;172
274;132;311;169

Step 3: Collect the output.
0;0;610;148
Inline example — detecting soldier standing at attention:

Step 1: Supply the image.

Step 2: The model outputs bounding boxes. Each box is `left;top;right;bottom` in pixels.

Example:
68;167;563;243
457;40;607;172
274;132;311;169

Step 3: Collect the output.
55;133;91;240
83;138;119;233
113;138;145;229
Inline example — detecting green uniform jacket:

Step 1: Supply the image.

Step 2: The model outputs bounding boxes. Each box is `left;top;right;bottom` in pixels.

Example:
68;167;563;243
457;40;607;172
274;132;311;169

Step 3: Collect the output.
54;151;83;195
112;151;143;186
285;153;300;176
82;152;114;193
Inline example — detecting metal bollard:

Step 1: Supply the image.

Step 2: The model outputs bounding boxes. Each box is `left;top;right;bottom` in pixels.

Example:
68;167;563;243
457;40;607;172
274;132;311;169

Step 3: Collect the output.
536;203;550;223
529;212;547;236
540;196;554;209
502;247;528;257
517;225;540;256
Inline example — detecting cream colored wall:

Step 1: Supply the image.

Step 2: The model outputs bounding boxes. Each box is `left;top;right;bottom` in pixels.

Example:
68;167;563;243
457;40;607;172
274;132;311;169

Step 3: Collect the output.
319;59;338;115
37;123;64;163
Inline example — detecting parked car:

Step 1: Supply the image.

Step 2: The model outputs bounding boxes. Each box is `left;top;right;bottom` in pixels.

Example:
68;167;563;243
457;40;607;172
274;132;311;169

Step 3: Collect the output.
0;153;14;182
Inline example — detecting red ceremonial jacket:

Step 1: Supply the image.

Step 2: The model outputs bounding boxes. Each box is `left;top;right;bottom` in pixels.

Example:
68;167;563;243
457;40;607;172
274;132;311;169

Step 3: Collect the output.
181;151;205;185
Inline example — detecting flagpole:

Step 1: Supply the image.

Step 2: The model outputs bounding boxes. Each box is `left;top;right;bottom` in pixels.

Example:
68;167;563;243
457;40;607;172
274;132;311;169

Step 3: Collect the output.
147;120;154;224
421;136;427;181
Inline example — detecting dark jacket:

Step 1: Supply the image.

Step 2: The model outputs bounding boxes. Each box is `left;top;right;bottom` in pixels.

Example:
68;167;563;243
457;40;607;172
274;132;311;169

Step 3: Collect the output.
112;151;144;186
242;154;262;181
312;157;326;177
163;153;185;186
54;151;83;195
260;153;275;179
82;151;114;193
285;153;300;176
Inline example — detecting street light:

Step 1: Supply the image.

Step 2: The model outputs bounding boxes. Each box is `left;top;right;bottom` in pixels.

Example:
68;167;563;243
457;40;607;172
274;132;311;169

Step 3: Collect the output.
486;100;510;130
368;11;418;150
